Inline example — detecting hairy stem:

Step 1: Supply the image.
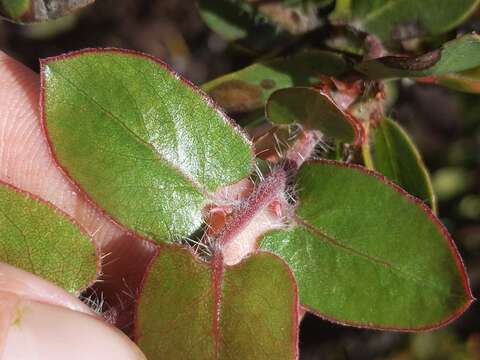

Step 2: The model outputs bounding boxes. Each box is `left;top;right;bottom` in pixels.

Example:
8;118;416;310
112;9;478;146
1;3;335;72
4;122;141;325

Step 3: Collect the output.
208;128;322;264
285;129;322;170
214;167;287;248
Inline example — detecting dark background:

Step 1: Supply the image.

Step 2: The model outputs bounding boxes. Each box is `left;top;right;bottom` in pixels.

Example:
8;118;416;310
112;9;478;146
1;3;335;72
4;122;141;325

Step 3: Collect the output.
1;1;479;358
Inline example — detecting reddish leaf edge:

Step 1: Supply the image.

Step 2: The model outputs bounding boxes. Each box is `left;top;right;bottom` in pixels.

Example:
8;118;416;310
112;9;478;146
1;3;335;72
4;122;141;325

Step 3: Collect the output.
132;244;300;359
294;159;474;332
0;179;101;293
39;47;256;245
265;86;366;146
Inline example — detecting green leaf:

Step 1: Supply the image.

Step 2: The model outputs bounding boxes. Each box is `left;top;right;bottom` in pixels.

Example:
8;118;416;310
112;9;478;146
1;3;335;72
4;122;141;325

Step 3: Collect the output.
0;0;95;23
357;34;480;79
0;181;98;293
198;0;322;45
349;0;479;44
260;161;472;329
419;66;480;94
136;246;298;359
363;118;436;212
203;50;348;113
42;49;253;243
0;0;29;20
198;0;290;52
198;0;271;41
266;86;364;144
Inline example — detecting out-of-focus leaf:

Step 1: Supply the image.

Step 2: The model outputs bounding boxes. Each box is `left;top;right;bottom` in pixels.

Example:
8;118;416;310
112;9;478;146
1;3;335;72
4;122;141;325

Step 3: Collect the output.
332;0;479;44
136;246;298;359
22;14;77;39
418;66;480;94
0;181;98;293
260;161;472;330
363;118;436;212
410;330;471;360
433;167;473;201
357;34;480;79
42;49;253;244
203;50;348;113
266;86;364;144
198;0;289;52
198;0;269;41
0;0;94;23
255;2;321;35
199;0;323;46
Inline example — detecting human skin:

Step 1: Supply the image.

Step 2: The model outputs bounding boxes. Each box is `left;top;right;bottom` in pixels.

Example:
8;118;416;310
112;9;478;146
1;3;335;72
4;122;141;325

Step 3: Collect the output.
0;50;151;358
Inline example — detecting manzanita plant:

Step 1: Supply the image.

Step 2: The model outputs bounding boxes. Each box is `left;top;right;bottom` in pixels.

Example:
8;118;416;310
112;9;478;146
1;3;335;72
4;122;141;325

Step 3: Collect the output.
1;0;480;359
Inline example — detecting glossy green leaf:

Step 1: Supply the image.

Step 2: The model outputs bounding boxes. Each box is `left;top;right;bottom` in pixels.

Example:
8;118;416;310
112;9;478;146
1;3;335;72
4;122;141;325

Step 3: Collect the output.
0;181;98;293
357;34;480;79
347;0;479;44
42;49;253;243
364;118;436;212
0;0;94;23
266;86;363;144
203;50;348;113
420;66;480;94
260;161;472;329
136;246;298;359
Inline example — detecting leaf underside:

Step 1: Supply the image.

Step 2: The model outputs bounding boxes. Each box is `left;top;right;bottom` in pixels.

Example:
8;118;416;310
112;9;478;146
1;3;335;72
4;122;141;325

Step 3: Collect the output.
427;66;480;94
260;161;471;330
0;181;98;293
366;118;436;213
266;86;362;144
357;34;480;79
136;246;298;360
359;0;480;44
202;50;347;113
42;49;253;243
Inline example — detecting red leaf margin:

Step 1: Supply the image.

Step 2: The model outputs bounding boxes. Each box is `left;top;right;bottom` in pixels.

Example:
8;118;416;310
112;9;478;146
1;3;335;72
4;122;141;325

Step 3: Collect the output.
133;244;300;359
251;160;474;331
265;86;366;146
0;179;101;292
270;159;474;332
38;47;256;245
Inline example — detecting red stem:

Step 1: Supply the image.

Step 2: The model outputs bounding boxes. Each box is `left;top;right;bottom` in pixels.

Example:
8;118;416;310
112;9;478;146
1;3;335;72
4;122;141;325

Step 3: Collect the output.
285;130;321;170
213;167;287;247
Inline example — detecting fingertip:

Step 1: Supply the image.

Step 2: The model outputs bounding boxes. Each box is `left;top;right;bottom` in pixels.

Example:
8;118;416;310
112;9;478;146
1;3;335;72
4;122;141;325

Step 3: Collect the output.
0;50;38;87
1;297;146;360
0;262;93;315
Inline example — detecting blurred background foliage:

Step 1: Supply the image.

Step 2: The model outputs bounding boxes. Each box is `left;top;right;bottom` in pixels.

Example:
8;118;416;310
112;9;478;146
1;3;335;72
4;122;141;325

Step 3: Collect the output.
0;0;479;359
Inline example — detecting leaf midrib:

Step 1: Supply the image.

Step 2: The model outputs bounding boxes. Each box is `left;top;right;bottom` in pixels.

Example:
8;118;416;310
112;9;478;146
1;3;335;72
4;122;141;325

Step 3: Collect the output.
50;66;208;196
295;216;466;299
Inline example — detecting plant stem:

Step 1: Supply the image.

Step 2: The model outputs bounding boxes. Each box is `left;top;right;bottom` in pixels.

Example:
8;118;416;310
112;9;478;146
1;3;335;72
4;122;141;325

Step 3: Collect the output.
284;129;322;170
210;128;322;264
214;166;287;248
